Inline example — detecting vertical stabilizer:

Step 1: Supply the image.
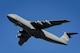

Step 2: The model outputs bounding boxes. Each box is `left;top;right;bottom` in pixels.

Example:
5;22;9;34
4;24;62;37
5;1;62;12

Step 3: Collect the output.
60;32;78;45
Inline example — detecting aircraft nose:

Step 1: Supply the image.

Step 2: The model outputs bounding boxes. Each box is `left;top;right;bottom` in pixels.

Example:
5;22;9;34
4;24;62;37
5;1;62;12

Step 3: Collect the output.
7;14;14;18
7;14;12;19
7;14;16;22
7;14;16;20
7;14;11;16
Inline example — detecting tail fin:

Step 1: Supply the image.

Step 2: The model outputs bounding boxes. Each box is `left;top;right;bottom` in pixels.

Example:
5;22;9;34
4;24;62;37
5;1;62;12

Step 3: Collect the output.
60;32;78;45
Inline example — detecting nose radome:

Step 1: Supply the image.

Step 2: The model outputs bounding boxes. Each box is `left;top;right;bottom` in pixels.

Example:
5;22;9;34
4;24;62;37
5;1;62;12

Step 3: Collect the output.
7;14;18;19
7;14;16;17
7;14;17;21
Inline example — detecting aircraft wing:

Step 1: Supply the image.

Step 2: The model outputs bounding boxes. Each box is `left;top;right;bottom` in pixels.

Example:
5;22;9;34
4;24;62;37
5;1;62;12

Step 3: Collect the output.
31;20;70;29
18;36;31;46
17;30;31;46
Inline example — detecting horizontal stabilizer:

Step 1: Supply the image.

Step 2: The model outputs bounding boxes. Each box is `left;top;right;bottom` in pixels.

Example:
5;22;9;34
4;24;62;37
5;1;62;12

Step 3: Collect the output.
67;32;78;38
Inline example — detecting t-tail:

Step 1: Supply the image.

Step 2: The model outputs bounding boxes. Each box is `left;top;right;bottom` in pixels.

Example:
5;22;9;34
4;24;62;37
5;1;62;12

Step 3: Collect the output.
60;32;78;45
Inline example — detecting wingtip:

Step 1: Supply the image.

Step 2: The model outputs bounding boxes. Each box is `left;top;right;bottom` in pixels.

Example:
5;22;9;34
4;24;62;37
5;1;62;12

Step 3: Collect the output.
64;20;70;23
18;43;23;46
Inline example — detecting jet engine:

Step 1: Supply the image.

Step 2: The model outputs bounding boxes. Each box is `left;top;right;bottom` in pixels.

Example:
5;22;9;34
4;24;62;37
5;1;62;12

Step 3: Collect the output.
16;30;27;38
35;20;43;25
16;34;22;38
44;20;51;25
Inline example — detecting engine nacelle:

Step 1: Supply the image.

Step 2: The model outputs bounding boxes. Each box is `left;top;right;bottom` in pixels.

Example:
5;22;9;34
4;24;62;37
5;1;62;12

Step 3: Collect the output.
16;34;22;38
35;20;43;25
44;20;51;25
18;29;23;33
16;33;27;38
